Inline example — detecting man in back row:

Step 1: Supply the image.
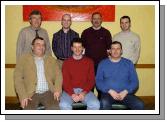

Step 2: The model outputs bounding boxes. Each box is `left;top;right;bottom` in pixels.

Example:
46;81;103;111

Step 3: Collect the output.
113;16;140;64
81;12;112;74
52;14;79;69
16;10;51;62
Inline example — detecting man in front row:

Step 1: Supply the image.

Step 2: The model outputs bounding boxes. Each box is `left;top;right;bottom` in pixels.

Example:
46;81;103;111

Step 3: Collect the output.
14;37;62;110
59;38;100;110
96;41;144;110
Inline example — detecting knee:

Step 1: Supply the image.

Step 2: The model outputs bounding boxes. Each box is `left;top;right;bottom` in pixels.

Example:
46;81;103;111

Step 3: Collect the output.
59;101;72;110
100;98;111;110
136;100;145;110
45;104;57;110
87;100;100;110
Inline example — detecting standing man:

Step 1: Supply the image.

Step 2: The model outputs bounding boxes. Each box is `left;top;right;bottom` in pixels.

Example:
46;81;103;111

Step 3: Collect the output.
52;14;79;68
81;12;112;74
96;41;144;110
14;37;62;110
16;10;51;61
59;38;100;110
113;16;140;64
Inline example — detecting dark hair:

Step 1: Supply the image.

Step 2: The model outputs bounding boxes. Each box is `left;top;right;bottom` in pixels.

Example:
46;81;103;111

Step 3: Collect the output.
120;16;131;23
31;37;45;45
29;10;42;20
71;38;84;47
111;41;122;49
91;12;102;18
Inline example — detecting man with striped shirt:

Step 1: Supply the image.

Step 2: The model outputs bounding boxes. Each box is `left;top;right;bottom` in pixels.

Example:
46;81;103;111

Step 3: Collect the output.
52;14;79;69
14;37;62;110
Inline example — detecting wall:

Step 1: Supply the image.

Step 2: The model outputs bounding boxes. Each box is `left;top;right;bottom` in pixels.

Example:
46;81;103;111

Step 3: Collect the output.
5;5;155;96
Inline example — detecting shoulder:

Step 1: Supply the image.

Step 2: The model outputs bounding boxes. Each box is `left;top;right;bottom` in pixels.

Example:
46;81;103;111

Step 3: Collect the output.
130;31;140;39
82;27;92;34
70;29;79;35
46;55;56;61
101;27;110;32
121;57;134;65
83;56;94;63
19;26;31;33
40;27;47;32
45;55;58;65
53;29;62;36
113;32;122;39
63;57;73;64
17;53;33;64
99;58;110;65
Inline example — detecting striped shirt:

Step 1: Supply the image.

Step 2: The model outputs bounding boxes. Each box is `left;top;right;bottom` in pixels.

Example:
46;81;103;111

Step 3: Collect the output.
34;56;49;94
52;29;79;60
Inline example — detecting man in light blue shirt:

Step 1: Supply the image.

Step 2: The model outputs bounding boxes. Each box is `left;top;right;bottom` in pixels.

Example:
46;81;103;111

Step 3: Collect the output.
96;41;144;110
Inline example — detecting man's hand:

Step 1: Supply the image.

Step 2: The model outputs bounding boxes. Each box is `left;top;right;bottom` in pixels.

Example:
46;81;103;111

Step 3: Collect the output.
108;89;121;100
54;91;61;101
118;90;128;100
78;91;86;101
20;98;32;109
71;94;80;102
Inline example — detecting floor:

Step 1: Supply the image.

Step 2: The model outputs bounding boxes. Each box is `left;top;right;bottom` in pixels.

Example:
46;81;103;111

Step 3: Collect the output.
5;97;155;110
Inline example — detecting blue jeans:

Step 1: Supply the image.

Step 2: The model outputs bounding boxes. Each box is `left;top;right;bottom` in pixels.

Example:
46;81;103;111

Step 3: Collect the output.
100;93;144;110
59;88;100;110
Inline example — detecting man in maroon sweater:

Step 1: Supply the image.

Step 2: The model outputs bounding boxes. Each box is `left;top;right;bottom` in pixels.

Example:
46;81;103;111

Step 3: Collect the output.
59;38;100;110
81;12;112;99
81;12;112;74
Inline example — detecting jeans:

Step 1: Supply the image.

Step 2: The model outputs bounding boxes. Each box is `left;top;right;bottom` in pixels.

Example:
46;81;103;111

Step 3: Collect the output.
59;88;100;110
100;93;144;110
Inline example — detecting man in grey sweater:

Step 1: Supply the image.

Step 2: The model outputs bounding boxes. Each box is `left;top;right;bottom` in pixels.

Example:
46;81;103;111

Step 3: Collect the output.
113;16;140;64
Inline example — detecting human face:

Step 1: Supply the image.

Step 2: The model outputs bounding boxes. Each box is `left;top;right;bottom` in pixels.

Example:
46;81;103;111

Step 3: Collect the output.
91;14;102;28
110;44;122;59
32;39;45;57
61;14;72;29
120;18;131;32
71;42;84;57
29;15;42;28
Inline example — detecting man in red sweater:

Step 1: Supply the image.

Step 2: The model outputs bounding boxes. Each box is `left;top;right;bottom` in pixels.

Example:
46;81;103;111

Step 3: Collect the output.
59;38;100;110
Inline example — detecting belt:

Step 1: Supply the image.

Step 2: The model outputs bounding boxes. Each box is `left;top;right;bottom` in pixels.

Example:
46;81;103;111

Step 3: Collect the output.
57;57;67;61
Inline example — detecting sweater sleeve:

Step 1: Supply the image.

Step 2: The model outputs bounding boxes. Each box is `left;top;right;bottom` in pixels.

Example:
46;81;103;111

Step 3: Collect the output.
81;30;86;48
105;30;112;50
127;62;139;94
95;62;110;93
52;34;58;58
82;60;95;93
44;30;52;56
16;29;25;62
62;61;74;96
132;36;141;64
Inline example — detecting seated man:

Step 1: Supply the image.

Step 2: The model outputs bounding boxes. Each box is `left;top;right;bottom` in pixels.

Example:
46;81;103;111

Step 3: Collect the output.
59;38;100;110
96;41;144;110
14;37;62;110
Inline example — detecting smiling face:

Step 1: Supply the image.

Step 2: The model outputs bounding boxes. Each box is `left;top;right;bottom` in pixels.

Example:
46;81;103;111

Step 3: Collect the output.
91;13;102;28
120;18;131;32
32;39;46;57
71;42;84;57
29;14;42;28
61;14;72;29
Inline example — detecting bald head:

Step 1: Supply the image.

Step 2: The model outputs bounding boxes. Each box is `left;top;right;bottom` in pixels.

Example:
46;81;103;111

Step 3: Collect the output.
61;14;72;30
